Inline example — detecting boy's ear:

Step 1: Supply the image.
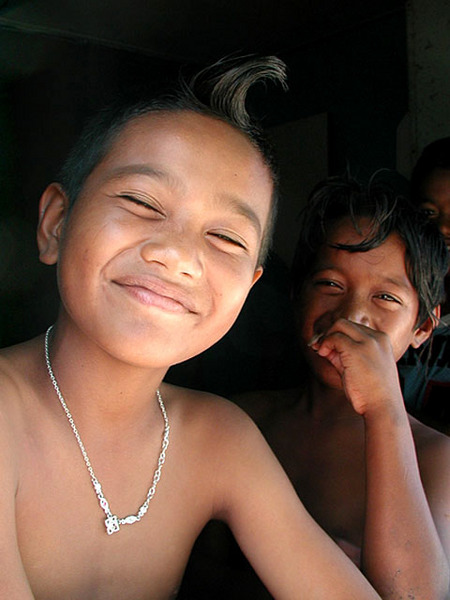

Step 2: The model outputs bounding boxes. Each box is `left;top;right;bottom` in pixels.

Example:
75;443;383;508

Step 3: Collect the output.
37;183;70;265
251;265;264;287
410;305;441;349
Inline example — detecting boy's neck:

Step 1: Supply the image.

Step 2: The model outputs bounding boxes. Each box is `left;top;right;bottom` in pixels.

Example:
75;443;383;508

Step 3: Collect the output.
43;322;169;431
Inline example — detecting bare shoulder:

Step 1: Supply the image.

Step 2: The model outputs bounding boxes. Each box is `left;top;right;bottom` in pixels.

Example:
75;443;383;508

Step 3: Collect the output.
0;337;43;411
0;336;47;467
0;335;42;383
410;414;450;453
0;337;57;597
409;415;450;562
161;382;283;480
162;382;260;441
0;338;43;465
0;349;20;461
409;414;450;479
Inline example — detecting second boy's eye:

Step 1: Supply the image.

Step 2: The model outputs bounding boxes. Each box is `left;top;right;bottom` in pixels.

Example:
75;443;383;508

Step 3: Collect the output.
376;293;401;304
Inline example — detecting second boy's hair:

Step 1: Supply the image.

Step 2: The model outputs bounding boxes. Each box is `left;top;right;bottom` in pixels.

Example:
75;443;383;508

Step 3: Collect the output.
58;56;288;265
291;175;449;326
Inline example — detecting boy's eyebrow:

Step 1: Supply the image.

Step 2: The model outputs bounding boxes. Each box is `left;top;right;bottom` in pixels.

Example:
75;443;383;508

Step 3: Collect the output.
380;276;415;292
103;164;173;185
102;163;263;238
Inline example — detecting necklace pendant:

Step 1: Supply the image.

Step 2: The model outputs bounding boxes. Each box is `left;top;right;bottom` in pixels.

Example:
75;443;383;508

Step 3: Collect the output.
105;515;120;535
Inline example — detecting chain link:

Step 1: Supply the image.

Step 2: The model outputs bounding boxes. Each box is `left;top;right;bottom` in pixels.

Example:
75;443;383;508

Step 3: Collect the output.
44;326;170;534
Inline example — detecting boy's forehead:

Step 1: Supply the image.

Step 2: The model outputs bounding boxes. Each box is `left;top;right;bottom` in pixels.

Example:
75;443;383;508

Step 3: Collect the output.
109;110;252;158
324;215;372;246
316;218;408;263
101;111;268;177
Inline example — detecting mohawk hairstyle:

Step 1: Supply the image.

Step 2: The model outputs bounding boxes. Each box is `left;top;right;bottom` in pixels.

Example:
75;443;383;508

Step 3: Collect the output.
58;55;288;264
185;55;288;132
291;174;448;326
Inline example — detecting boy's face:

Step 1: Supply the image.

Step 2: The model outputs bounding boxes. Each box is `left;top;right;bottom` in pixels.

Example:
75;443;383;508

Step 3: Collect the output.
41;111;272;368
295;218;427;390
419;167;450;255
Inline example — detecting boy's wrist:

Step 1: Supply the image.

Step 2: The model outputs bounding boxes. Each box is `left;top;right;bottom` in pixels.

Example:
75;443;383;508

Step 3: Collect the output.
360;393;408;426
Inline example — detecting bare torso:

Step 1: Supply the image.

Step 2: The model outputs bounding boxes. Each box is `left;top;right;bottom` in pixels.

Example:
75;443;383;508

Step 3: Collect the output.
236;387;445;563
1;338;233;600
0;340;386;600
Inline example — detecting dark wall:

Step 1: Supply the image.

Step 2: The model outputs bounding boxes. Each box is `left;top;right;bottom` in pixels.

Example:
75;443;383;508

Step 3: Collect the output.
272;9;408;178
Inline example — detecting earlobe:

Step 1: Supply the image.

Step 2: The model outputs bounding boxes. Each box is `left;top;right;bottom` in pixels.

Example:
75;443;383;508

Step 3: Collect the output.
410;306;440;348
37;183;69;265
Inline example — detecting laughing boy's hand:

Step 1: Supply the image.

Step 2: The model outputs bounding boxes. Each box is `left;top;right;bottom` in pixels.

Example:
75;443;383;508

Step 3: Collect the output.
310;318;404;417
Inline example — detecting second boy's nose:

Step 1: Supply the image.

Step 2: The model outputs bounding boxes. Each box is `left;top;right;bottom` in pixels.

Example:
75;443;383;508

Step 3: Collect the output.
140;234;203;279
338;294;371;327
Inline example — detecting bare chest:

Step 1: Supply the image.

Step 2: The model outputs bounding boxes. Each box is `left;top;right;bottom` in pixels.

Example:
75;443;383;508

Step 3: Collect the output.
15;423;212;600
266;416;366;546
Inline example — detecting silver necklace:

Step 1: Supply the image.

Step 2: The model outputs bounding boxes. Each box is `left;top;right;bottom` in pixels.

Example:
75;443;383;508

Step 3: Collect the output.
44;326;170;535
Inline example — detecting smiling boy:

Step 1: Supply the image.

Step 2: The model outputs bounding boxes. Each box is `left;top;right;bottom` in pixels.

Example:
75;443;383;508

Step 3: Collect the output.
0;60;380;599
236;175;450;599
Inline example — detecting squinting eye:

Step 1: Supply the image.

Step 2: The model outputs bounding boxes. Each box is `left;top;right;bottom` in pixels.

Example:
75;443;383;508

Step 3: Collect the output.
210;233;246;249
120;195;160;213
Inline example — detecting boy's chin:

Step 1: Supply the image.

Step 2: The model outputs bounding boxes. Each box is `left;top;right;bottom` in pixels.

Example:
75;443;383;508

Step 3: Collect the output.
302;349;339;386
311;359;344;391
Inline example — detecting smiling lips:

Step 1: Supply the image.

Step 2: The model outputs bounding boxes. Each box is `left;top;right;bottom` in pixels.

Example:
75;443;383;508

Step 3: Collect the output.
113;275;197;314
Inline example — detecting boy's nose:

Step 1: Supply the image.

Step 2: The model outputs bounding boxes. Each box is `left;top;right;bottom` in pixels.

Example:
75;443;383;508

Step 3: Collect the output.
338;295;371;326
140;234;203;279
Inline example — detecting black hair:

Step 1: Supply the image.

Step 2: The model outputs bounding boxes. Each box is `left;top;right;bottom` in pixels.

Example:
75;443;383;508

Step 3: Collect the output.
58;55;288;265
291;174;449;326
410;137;450;205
